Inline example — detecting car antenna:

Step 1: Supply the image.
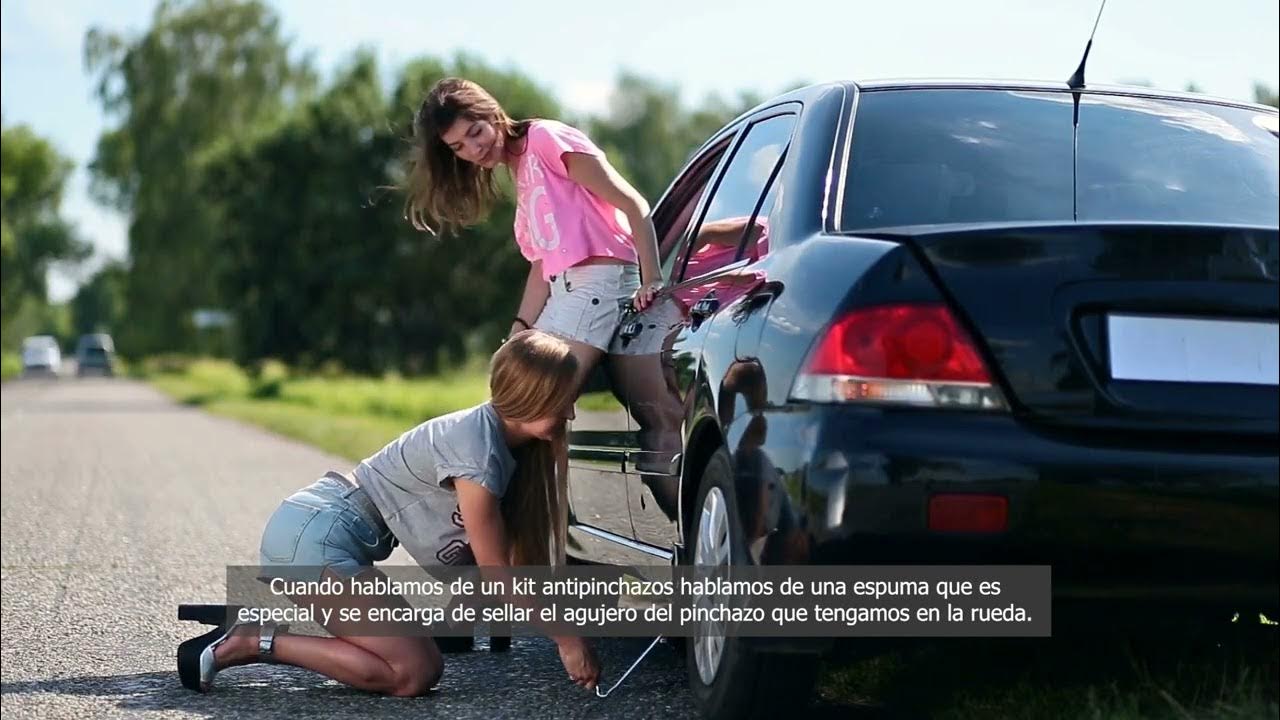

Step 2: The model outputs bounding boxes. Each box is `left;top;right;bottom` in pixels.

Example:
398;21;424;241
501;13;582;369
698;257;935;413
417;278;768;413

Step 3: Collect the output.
1067;0;1108;90
1068;0;1108;221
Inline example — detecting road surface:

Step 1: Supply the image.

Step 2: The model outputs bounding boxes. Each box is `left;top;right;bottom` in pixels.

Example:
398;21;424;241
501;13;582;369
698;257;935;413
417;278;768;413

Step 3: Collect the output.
1;377;697;719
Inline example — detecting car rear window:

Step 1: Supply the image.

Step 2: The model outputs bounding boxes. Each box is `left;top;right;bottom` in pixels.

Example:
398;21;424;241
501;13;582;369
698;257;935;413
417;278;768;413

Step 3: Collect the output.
841;89;1279;230
1077;95;1279;226
842;89;1074;230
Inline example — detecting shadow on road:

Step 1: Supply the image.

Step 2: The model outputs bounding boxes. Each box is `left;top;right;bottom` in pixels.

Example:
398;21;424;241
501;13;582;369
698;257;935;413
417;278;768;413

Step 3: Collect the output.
0;667;372;718
0;637;702;720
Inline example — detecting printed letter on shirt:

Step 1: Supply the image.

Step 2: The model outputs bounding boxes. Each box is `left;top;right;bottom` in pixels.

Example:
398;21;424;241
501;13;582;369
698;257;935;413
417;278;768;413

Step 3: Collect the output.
518;156;561;252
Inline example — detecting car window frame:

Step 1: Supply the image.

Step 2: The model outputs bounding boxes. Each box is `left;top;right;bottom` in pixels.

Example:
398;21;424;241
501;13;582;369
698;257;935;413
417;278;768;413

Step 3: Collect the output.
652;135;740;283
675;107;800;285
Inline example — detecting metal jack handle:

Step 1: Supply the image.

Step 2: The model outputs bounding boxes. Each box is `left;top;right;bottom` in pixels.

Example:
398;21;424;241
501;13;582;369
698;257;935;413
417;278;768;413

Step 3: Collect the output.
595;636;664;698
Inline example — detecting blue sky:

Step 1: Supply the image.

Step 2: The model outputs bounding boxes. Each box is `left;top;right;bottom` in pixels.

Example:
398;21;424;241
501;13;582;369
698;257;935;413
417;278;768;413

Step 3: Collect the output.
2;0;1277;300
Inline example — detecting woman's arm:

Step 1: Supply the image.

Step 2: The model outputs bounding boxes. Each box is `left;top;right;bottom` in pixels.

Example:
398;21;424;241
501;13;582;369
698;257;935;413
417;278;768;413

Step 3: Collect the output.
696;217;752;246
563;153;663;310
511;260;550;338
454;478;512;567
454;477;600;688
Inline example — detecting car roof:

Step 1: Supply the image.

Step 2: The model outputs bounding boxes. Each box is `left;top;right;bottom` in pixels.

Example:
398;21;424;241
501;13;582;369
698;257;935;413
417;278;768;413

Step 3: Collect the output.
765;79;1276;114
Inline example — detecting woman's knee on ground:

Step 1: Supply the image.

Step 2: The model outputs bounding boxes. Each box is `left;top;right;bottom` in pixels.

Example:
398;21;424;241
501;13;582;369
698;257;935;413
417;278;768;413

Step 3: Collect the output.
387;652;444;697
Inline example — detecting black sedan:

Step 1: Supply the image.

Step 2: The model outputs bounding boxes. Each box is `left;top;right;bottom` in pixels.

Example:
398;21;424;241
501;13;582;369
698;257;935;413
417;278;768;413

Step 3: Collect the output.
563;80;1279;720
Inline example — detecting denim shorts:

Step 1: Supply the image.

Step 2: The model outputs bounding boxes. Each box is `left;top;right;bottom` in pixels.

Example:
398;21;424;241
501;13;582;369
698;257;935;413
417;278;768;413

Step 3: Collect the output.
535;263;640;351
258;472;396;582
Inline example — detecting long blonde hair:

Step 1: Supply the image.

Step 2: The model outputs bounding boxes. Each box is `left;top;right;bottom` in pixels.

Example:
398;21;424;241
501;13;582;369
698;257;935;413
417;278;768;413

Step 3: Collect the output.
404;77;531;235
489;330;579;566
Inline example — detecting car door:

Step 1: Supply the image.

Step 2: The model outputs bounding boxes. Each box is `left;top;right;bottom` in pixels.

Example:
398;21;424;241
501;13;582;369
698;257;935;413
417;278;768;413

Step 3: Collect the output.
616;110;799;551
565;133;737;559
566;361;635;541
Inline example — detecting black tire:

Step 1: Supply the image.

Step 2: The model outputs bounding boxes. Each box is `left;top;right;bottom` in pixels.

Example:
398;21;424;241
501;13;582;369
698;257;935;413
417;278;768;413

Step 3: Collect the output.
684;448;818;720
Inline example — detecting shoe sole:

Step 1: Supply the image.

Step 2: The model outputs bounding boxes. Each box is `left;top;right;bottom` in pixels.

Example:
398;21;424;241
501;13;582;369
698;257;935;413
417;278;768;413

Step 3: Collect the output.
179;604;243;626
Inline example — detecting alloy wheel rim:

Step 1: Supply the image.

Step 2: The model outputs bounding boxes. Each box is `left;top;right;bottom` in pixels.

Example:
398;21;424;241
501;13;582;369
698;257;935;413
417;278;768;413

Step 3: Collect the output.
693;486;730;685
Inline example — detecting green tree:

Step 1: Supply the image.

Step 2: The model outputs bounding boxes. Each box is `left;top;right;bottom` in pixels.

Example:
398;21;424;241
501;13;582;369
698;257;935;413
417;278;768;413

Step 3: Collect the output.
204;52;564;373
1;300;74;353
203;50;397;371
85;0;314;356
71;261;128;337
1254;83;1278;108
587;73;762;203
1;122;90;346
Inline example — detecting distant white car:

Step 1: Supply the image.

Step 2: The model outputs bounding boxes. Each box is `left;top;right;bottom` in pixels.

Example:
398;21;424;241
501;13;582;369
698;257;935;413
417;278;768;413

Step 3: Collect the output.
21;335;62;376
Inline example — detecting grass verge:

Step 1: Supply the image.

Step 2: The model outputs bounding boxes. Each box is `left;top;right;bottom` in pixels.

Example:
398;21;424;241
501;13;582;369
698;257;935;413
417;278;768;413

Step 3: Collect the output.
813;613;1278;719
141;357;489;461
1;352;21;381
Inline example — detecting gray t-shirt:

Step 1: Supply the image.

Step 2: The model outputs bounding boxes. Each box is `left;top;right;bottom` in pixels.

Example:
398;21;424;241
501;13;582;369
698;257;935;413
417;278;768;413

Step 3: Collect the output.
353;402;516;567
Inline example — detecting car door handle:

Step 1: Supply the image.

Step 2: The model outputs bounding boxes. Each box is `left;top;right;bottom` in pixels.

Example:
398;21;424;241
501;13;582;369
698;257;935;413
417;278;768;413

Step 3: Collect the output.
625;452;682;476
690;293;720;321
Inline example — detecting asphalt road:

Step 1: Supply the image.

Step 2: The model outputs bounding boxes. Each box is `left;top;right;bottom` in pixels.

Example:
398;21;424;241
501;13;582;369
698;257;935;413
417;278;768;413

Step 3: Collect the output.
1;377;697;719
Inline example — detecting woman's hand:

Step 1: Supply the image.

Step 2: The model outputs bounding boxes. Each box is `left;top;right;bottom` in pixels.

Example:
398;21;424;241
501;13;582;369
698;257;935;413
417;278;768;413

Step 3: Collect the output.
557;636;601;690
631;280;665;312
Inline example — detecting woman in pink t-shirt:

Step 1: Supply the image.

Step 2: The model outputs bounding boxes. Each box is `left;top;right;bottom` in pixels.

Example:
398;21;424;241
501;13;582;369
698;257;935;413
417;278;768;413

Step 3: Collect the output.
403;77;664;393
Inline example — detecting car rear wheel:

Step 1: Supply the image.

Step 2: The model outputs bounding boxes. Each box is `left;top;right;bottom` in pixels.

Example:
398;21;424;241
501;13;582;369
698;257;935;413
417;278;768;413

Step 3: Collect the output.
685;447;818;720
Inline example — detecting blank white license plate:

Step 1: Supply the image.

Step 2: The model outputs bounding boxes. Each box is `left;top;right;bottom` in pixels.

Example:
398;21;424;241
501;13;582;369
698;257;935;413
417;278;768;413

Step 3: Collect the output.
1108;314;1279;386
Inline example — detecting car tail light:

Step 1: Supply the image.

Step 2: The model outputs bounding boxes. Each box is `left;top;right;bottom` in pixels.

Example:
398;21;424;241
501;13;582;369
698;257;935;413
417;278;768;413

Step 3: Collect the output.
928;494;1008;533
790;303;1007;410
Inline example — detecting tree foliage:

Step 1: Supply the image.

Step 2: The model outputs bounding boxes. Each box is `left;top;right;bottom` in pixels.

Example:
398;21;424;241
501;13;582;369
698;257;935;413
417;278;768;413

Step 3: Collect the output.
85;0;314;356
1;122;88;346
83;2;755;372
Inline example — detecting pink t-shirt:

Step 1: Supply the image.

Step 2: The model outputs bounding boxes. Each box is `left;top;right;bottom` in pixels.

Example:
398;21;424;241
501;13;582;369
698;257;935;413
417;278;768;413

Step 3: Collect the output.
513;120;638;280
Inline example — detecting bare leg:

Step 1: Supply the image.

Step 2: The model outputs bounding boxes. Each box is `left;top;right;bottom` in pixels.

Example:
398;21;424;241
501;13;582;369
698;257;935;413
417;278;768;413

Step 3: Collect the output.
213;568;443;696
562;338;605;399
551;339;606;538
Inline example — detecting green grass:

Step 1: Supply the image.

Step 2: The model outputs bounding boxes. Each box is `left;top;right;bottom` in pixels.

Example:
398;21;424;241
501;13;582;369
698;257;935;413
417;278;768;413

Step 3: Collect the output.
195;398;414;461
814;613;1279;719
1;352;21;381
577;389;625;412
140;356;490;461
277;373;490;425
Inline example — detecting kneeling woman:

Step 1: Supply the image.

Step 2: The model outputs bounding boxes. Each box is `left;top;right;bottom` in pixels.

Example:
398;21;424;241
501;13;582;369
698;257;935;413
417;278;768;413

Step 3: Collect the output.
177;330;599;695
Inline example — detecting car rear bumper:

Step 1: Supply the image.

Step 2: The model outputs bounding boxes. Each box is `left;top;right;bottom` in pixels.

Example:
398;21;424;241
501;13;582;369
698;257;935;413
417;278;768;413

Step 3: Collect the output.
731;404;1279;604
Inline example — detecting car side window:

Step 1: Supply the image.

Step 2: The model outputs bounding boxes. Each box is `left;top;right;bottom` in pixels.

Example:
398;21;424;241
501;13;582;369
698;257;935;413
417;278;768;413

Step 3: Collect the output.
679;113;796;283
654;140;731;283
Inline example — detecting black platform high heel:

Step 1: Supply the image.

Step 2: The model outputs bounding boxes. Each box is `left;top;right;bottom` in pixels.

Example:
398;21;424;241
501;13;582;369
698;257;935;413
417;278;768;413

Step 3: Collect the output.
176;623;234;691
176;604;283;692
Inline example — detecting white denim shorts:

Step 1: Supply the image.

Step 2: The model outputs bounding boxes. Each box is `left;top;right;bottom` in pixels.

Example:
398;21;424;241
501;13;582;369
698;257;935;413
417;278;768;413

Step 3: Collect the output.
534;263;640;351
